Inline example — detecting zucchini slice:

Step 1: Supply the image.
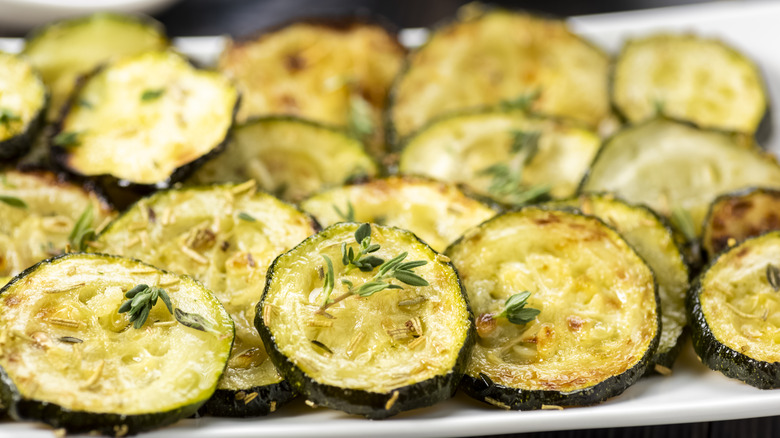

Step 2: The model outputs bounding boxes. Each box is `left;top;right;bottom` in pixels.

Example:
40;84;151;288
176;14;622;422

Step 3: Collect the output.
257;223;473;418
95;183;317;417
22;12;169;121
0;52;47;161
389;6;611;141
188;117;378;203
548;194;689;372
398;110;600;205
580;118;780;236
702;188;780;259
218;19;404;156
0;253;234;435
0;169;114;277
446;208;659;409
689;231;780;388
300;176;496;252
52;50;238;191
612;34;768;137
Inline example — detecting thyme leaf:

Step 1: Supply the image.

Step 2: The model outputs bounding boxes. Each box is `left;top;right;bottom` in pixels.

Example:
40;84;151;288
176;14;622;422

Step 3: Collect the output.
320;255;335;306
496;291;540;325
333;201;356;222
0;195;27;209
118;284;173;329
499;89;541;111
238;211;257;222
174;308;219;334
767;264;780;292
342;223;383;272
479;128;548;204
52;131;81;148
68;204;95;252
141;88;165;102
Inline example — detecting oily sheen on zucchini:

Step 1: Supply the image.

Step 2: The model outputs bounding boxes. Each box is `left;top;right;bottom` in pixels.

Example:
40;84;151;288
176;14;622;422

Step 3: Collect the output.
0;169;114;277
189;117;378;202
257;223;474;418
447;208;659;409
52;50;238;191
580;118;780;236
96;183;317;417
549;194;689;371
702;188;780;259
389;6;611;141
689;232;780;388
399;110;600;205
300;176;496;252
22;12;169;121
0;253;234;435
0;52;47;160
612;34;768;137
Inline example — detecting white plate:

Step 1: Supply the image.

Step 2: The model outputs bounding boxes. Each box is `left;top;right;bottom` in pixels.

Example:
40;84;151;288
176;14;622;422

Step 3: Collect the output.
3;1;780;436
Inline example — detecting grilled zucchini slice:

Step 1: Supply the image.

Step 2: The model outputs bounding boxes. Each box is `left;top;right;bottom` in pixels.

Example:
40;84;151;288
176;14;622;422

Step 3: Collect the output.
300;176;496;252
23;12;169;121
257;223;473;418
702;188;780;259
549;194;689;371
689;232;780;388
52;50;238;192
95;183;317;417
0;169;114;277
580;118;780;236
399;110;600;205
189;117;378;202
613;34;768;137
0;253;234;435
447;208;659;409
218;19;404;156
0;52;47;161
389;7;610;141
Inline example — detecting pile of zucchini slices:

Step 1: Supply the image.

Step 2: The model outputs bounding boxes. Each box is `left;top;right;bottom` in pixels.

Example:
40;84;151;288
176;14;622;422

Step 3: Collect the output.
2;1;780;435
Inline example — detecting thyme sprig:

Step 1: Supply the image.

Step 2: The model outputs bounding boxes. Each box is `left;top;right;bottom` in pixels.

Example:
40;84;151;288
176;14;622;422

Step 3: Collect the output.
479;128;549;204
499;89;541;111
333;201;356;222
342;223;384;273
496;291;540;325
0;195;27;209
69;204;95;251
141;88;165;102
118;284;173;329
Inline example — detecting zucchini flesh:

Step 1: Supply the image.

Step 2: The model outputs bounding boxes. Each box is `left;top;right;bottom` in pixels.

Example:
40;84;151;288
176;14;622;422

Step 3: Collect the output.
0;253;234;435
218;20;404;156
613;34;767;135
23;12;169;121
0;51;47;160
300;176;496;252
446;208;658;408
549;194;689;371
96;183;316;417
689;232;780;388
257;223;473;418
390;7;610;140
189;117;378;202
580;118;780;235
53;50;238;188
0;169;114;277
702;188;780;259
399;111;600;205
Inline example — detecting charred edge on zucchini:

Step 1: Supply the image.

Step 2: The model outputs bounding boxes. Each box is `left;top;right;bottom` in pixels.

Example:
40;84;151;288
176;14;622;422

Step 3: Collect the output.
51;50;239;194
0;253;234;435
688;231;780;389
447;207;660;409
0;52;47;161
256;223;474;419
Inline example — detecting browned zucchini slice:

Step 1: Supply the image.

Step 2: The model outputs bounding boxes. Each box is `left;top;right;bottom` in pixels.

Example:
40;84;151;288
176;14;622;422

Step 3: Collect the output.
188;117;378;203
447;208;659;409
0;52;47;160
257;223;473;418
300;176;496;252
389;6;610;141
52;50;238;192
702;188;780;259
95;183;317;417
399;110;600;205
613;34;768;137
0;253;234;435
22;12;169;121
0;169;114;277
218;19;404;156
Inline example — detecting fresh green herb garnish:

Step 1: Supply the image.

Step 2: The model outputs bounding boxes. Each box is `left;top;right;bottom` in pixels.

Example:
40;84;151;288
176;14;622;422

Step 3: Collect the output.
320;255;335;306
479;128;548;204
510;130;541;155
351;251;429;297
496;291;540;325
348;94;374;138
118;284;174;329
767;264;780;292
311;340;334;355
141;88;165;102
238;212;257;222
499;89;541;111
0;108;20;126
78;99;94;109
174;308;219;334
653;99;666;116
52;131;81;147
333;201;356;222
0;195;27;209
68;204;95;251
342;223;384;273
670;205;696;241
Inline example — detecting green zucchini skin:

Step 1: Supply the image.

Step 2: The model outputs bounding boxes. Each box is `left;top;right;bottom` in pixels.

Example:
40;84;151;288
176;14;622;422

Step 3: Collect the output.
0;108;45;162
255;224;475;419
200;381;296;417
0;52;48;161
